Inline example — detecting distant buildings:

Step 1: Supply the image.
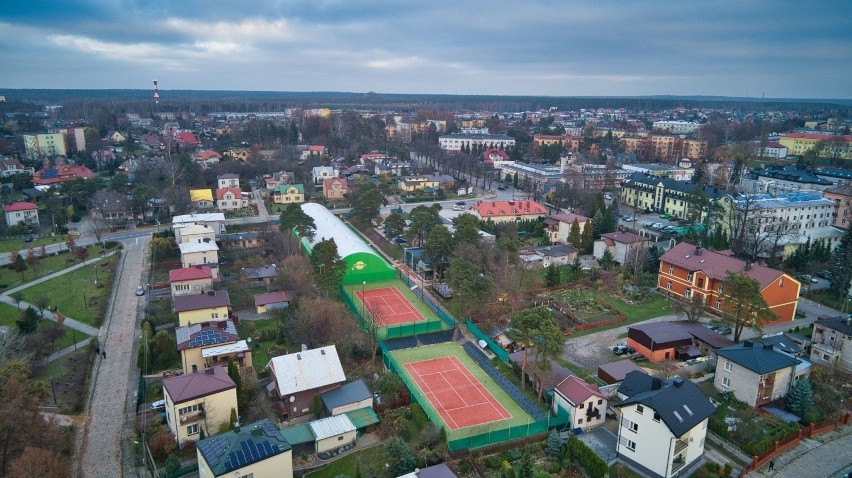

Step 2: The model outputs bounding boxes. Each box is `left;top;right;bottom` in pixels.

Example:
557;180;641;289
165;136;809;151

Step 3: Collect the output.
619;173;725;219
779;132;852;160
2;202;39;227
470;200;548;223
438;132;516;152
652;120;703;134
23;133;67;160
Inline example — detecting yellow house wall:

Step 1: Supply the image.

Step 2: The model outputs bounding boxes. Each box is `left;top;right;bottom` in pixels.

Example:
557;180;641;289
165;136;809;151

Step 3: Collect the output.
171;278;213;298
164;386;237;445
315;430;357;453
181;250;219;269
178;306;230;326
197;445;292;478
181;346;254;374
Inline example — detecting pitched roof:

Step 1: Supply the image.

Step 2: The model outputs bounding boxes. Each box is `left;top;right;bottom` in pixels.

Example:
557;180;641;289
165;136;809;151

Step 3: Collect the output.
660;242;787;289
178;241;219;254
472;200;548;218
616;372;716;438
816;315;852;336
162;366;236;403
253;291;291;307
193;151;222;161
716;341;800;374
618;370;658;398
176;131;198;144
197;419;291;475
554;376;604;405
548;212;589;224
216;187;242;200
268;345;346;396
276;183;304;194
173;291;231;312
190;189;214;202
598;360;645;383
241;264;277;280
674;321;736;349
2;201;38;213
629;322;694;344
169;265;213;282
309;414;356;441
754;334;802;355
600;231;648;244
320;379;371;411
175;320;239;350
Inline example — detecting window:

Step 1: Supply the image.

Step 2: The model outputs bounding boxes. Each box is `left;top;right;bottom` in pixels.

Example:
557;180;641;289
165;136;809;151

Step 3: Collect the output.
716;300;721;309
187;424;199;435
668;266;674;274
636;405;644;415
179;404;201;415
697;278;704;288
579;403;585;409
685;289;692;298
724;361;733;372
578;418;584;424
211;312;219;319
597;399;603;405
667;281;672;290
626;439;637;452
653;412;661;422
718;285;724;294
722;377;731;388
687;272;694;281
338;436;345;441
626;419;639;433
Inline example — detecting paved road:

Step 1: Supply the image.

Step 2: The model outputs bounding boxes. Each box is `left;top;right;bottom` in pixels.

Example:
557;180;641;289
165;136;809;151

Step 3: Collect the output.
80;235;149;478
0;229;153;266
749;426;852;478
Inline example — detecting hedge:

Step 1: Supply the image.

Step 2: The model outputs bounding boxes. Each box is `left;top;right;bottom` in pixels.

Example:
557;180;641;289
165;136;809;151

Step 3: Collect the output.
564;435;608;478
742;422;801;456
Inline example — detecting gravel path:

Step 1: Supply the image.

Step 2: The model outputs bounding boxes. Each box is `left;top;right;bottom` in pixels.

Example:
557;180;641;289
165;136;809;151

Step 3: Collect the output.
79;236;149;478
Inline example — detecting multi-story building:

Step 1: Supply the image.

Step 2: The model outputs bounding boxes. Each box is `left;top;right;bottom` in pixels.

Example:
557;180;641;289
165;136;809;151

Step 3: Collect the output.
311;166;337;185
196;419;293;478
190;189;215;210
615;372;715;478
652;120;703;134
0;158;33;177
178;242;220;279
23;133;67;160
438;133;516;152
2;202;39;227
470;200;548;224
714;341;802;407
619;173;726;220
162;366;237;445
740;166;834;194
658;242;801;323
621;135;707;161
532;134;582;151
169;265;214;299
810;316;852;372
823;186;852;229
755;141;788;159
552;376;607;431
267;345;346;418
172;213;226;240
273;184;305;204
816;167;852;187
217;173;239;189
779;132;852;160
500;162;564;192
216;187;245;211
322;178;348;200
623;163;695;181
174;291;232;326
32;164;94;185
594;231;649;265
176;320;251;374
544;212;591;245
563;164;632;190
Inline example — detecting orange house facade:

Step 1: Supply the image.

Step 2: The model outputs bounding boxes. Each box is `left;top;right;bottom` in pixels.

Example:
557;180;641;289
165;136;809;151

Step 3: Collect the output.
658;243;800;324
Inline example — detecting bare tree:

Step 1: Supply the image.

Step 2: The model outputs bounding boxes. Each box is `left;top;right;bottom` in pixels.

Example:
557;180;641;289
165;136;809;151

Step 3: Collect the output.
363;299;384;364
0;329;32;365
673;295;706;323
89;189;129;233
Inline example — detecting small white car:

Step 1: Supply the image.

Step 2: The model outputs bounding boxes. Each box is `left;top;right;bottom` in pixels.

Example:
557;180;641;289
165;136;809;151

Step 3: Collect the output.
135;286;145;296
151;400;165;410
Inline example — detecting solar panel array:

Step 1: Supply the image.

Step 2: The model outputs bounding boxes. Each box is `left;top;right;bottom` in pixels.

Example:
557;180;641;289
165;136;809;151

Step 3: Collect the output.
463;341;546;421
187;329;233;349
198;422;289;474
221;438;279;472
197;437;230;466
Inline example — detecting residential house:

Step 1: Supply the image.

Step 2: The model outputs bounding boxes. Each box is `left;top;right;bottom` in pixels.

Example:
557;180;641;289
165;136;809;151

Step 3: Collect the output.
175;131;199;148
142;133;163;150
162;366;238;445
196;419;293;478
0;158;33;177
3;202;39;227
267;345;346;418
32;164;94;185
552;376;607;431
263;171;296;191
173;213;226;240
217;173;239;189
470;200;548;224
308;415;357;454
311;166;337;185
544;212;591;245
177;224;216;245
224;147;251;161
175;320;251;374
754;334;805;357
190;189;215;210
397;174;455;192
254;291;292;315
302;145;326;160
191;151;221;168
615;372;715;478
518;244;577;269
322;178;348;201
216;187;245;211
714;341;802;407
320;379;373;416
658;242;801;323
174;291;231;326
810;315;852;372
594;231;649;265
397;464;458;478
273;184;305;204
619;173;725;219
179;241;220;278
823;186;852;229
169;265;214;299
221;231;262;249
105;130;126;144
241;264;278;285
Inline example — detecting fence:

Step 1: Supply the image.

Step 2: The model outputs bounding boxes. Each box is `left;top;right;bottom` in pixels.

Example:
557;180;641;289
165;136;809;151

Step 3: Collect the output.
462;342;546;421
465;319;509;362
399;272;456;328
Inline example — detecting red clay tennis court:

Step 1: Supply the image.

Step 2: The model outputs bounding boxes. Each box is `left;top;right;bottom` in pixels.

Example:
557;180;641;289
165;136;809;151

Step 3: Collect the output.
404;356;511;430
355;287;426;326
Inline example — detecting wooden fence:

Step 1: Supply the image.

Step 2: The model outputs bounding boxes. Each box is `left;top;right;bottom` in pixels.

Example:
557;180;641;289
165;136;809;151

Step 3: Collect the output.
737;412;851;477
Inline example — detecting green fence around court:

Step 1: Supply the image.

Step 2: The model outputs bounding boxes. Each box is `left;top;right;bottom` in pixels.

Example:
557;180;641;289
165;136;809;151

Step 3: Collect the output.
340;285;447;339
466;319;510;363
379;342;571;452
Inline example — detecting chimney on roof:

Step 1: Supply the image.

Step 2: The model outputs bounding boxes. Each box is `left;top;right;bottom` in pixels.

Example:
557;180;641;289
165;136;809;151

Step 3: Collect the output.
763;343;773;350
207;291;215;296
232;422;241;433
321;349;326;355
673;377;684;388
205;367;215;375
296;354;301;360
651;378;662;390
695;244;703;256
301;344;308;352
743;340;753;347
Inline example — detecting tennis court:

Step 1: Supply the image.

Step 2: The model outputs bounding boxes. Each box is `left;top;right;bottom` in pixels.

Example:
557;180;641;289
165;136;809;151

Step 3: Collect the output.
355;286;425;326
404;356;511;429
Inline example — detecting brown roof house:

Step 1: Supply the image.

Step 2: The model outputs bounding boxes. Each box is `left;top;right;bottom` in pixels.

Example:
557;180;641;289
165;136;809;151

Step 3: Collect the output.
174;291;232;327
267;345;346;418
593;231;649;265
254;291;293;315
162;366;238;445
552;376;607;431
175;320;251;374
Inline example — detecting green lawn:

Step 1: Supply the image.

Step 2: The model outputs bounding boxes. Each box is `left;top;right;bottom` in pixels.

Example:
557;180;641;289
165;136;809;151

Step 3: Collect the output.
390;342;536;441
0;302;89;351
236;318;282;372
563;289;674;337
0;249;100;291
805;290;847;311
0;235;65;254
304;445;389;478
19;254;119;326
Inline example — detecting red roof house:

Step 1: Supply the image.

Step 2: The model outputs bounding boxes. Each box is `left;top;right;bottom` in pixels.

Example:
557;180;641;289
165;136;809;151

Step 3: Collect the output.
32;165;95;185
471;200;548;223
553;376;607;430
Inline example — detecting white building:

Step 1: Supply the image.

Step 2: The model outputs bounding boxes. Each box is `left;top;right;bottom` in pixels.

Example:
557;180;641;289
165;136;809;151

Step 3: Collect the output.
311;166;338;185
623;163;694;181
438;133;516;152
552;376;607;431
179;242;220;278
755;141;788;160
172;213;226;240
652;121;702;135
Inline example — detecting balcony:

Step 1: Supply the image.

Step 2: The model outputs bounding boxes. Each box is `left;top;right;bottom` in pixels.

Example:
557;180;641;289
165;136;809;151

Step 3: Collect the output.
179;410;204;424
671;458;687;474
673;439;688;455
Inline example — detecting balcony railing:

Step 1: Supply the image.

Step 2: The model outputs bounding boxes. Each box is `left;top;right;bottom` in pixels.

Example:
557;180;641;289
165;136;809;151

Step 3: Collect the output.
671;459;687;474
179;410;204;424
674;439;688;455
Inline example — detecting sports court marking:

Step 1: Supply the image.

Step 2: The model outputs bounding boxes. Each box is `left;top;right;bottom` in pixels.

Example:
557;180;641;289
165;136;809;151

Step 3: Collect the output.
355;287;426;326
403;355;511;430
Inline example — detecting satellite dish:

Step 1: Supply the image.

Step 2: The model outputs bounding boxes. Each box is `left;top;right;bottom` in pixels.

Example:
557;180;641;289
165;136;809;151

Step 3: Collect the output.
289;396;295;403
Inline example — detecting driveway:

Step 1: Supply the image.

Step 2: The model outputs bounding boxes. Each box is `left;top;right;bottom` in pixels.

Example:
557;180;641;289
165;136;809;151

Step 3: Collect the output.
562;314;679;372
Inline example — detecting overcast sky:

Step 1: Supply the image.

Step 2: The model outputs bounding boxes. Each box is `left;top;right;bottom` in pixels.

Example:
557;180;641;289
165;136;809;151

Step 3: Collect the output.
2;1;851;99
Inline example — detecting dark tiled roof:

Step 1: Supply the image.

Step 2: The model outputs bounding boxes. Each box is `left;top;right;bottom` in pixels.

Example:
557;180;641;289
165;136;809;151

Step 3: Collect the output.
754;335;802;355
598;360;645;383
174;291;231;312
746;166;832;185
242;265;278;280
715;341;800;374
675;321;736;349
618;370;657;398
617;372;716;438
629;322;693;344
163;366;236;403
623;173;726;199
321;379;372;411
197;419;291;475
554;376;604;405
816;316;852;336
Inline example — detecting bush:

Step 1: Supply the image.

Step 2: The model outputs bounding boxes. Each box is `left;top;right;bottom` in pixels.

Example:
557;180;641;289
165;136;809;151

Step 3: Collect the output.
564;435;607;478
743;422;801;456
148;432;177;462
483;455;503;469
410;403;428;427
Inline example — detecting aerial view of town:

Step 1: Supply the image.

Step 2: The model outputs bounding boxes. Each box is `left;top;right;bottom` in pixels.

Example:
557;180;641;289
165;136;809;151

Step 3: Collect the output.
1;2;851;478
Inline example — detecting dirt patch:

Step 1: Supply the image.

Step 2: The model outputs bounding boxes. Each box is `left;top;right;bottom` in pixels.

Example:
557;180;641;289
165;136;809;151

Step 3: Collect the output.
33;347;94;413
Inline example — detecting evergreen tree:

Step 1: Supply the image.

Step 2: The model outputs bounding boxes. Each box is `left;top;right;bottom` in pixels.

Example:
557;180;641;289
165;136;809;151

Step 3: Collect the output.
580;221;594;253
568;219;581;248
545;264;561;287
227;360;242;392
828;226;852;298
786;380;814;417
598;249;616;270
16;306;39;334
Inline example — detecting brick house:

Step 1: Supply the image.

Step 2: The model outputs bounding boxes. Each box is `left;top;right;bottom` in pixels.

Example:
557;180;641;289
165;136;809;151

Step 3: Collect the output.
267;345;346;419
658;242;800;323
322;178;348;201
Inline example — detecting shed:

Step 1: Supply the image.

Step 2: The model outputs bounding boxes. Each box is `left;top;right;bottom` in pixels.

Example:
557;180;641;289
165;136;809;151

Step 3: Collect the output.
308;414;357;453
320;379;373;416
597;360;645;385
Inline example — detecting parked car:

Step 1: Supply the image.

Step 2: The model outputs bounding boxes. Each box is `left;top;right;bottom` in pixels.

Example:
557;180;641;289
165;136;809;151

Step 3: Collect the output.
799;274;819;284
642;220;655;227
151;400;165;410
497;184;508;190
604;193;613;200
612;344;635;355
392;236;407;244
622;217;635;222
23;235;34;242
659;213;671;219
135;286;145;296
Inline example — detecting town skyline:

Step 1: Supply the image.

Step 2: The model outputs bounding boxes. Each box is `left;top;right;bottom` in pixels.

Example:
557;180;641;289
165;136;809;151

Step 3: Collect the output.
2;0;851;99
